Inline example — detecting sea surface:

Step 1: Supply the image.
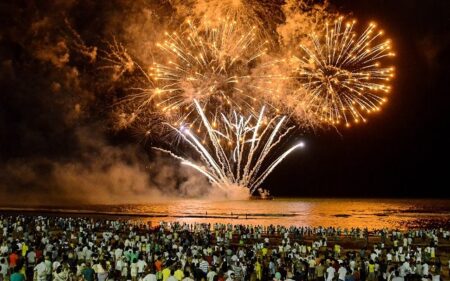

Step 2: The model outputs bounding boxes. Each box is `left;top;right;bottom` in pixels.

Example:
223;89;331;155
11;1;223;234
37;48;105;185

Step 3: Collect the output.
2;198;450;230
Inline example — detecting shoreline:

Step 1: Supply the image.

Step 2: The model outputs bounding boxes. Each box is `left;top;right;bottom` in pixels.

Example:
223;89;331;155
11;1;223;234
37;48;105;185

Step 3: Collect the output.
2;207;450;231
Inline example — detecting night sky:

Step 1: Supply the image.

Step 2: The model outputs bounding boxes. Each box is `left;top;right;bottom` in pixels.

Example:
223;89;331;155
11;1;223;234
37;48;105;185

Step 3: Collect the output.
0;0;449;204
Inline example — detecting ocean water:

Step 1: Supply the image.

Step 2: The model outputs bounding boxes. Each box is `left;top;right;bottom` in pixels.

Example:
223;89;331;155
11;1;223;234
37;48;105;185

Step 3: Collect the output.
4;198;450;229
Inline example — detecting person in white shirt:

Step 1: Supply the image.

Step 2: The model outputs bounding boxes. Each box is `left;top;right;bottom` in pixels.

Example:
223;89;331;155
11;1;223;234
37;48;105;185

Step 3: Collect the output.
130;258;138;281
34;258;48;281
337;265;347;281
0;242;8;255
27;248;36;264
422;262;429;276
387;252;393;262
137;257;148;276
52;259;61;272
114;247;123;261
0;258;8;278
143;269;157;281
370;252;377;261
431;273;440;281
402;261;411;275
206;267;217;281
391;271;405;281
326;265;336;281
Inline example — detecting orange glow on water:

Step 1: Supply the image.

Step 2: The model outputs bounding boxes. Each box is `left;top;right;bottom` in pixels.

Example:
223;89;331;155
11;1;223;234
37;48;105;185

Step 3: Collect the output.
110;198;450;230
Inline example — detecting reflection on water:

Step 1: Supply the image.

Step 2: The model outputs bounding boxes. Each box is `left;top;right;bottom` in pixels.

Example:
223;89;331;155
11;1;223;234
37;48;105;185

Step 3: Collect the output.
3;199;449;230
79;198;450;229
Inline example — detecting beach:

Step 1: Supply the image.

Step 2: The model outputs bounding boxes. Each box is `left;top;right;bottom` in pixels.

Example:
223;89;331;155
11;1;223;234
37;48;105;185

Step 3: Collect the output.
0;211;449;280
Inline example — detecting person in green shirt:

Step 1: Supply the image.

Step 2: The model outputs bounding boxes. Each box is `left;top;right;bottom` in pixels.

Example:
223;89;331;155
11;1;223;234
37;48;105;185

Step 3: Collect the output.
82;262;95;281
10;267;26;281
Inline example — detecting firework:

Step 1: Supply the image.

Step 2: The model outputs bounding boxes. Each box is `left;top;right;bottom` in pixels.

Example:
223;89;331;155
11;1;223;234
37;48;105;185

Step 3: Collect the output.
292;16;395;127
100;38;171;140
155;100;304;198
93;2;398;200
148;19;277;129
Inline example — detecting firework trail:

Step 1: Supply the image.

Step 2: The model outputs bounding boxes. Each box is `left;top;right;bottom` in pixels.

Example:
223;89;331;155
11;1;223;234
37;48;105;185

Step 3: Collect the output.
291;16;395;127
155;100;304;198
99;38;136;82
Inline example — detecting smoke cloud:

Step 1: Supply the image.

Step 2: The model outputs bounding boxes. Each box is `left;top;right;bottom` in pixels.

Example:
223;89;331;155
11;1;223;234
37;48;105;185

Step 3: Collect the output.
0;127;221;205
0;0;329;205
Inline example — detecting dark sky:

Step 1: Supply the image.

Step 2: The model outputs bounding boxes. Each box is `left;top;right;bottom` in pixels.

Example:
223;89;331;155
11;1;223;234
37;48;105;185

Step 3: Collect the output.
0;0;449;204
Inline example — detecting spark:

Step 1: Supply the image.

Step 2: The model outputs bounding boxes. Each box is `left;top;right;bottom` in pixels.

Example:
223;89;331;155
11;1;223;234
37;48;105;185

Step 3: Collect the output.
99;38;136;82
155;100;304;198
292;17;395;127
148;19;275;129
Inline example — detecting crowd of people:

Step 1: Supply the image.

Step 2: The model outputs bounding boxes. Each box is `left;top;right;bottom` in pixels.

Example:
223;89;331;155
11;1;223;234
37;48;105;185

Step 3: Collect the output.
0;214;448;281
